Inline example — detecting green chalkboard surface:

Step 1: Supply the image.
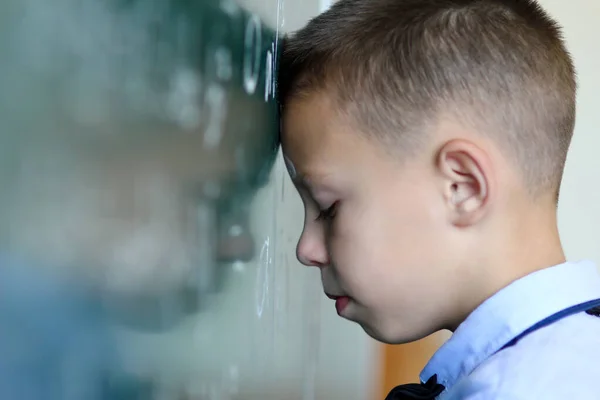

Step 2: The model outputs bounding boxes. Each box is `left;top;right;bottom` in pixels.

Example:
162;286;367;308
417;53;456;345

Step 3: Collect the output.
0;2;291;397
1;0;281;189
105;0;283;189
0;0;288;332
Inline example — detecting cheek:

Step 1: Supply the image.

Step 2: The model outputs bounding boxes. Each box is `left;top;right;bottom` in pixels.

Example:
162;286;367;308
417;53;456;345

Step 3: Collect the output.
328;196;439;303
328;207;389;293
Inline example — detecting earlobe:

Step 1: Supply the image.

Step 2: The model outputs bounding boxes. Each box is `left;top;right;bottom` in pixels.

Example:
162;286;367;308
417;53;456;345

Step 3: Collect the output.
437;140;492;227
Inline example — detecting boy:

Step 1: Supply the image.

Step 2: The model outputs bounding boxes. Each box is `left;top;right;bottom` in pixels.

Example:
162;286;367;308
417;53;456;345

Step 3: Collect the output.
279;0;600;399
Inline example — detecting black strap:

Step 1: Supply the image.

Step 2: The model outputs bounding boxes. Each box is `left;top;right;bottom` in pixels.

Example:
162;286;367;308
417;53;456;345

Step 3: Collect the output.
384;374;445;400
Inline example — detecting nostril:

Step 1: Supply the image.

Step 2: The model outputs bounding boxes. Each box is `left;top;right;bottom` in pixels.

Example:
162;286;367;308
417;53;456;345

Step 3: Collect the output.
297;237;329;268
297;250;327;268
310;260;327;269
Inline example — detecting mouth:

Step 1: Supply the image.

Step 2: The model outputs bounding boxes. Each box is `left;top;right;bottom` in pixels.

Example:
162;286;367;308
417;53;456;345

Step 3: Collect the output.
325;293;350;315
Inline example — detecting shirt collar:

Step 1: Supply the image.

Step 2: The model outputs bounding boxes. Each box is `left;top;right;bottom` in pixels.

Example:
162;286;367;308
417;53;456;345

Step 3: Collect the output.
420;259;600;391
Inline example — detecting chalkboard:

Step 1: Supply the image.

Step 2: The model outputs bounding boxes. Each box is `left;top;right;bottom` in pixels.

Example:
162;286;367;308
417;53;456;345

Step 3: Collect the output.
0;0;281;190
0;2;290;397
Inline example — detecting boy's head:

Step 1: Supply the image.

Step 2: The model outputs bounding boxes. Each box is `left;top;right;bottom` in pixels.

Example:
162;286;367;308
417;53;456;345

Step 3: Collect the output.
279;0;576;343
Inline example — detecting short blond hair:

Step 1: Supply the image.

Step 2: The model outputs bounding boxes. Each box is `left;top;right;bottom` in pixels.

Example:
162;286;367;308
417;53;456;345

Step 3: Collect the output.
279;0;577;198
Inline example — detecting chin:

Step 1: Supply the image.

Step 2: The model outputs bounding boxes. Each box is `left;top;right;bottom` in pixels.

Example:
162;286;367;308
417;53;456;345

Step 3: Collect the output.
357;322;392;344
359;321;427;345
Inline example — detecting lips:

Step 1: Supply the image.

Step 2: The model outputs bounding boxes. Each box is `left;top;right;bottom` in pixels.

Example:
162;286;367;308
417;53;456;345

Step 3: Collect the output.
325;293;350;314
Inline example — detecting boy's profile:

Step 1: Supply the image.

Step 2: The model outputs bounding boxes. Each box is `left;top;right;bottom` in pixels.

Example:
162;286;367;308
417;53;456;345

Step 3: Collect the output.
279;0;600;398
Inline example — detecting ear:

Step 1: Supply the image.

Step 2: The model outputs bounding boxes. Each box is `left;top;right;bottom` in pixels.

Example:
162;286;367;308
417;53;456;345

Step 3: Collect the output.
436;139;493;227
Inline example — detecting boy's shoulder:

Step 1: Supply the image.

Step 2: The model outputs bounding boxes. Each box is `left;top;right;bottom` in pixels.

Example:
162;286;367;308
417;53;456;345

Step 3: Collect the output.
423;260;600;400
446;311;600;400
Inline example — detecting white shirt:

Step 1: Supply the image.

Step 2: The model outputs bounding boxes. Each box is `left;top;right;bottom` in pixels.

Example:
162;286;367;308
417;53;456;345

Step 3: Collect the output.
420;260;600;400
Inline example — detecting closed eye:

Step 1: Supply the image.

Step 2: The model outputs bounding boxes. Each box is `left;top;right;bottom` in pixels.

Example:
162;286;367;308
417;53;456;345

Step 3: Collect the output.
316;201;338;221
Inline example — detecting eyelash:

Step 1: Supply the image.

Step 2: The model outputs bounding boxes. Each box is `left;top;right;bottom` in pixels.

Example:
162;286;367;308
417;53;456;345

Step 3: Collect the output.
316;202;338;221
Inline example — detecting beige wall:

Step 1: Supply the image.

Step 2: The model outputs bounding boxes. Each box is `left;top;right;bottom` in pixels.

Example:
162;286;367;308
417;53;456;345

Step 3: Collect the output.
551;0;600;265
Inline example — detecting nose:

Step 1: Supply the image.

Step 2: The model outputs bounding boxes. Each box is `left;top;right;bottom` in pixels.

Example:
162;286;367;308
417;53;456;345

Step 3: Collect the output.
296;227;329;268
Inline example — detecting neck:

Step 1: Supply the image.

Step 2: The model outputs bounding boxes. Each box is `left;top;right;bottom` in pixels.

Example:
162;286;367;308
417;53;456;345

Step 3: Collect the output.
449;198;565;331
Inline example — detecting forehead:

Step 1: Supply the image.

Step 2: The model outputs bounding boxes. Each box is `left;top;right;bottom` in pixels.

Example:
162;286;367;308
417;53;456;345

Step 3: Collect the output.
281;94;372;174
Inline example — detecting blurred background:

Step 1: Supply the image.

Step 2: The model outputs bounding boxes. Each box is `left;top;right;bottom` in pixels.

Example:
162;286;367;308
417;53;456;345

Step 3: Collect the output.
0;0;598;399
